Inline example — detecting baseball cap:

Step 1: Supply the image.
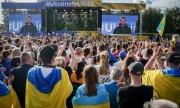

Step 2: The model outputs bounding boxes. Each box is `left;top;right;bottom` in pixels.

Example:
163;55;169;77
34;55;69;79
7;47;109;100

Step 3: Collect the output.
165;52;180;64
119;51;127;57
128;62;144;75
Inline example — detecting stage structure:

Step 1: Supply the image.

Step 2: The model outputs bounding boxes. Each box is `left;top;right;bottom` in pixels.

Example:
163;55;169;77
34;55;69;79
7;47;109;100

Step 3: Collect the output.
2;0;146;35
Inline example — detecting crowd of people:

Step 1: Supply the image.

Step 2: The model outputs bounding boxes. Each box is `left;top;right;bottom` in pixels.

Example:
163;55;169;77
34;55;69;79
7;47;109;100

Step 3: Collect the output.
0;34;179;108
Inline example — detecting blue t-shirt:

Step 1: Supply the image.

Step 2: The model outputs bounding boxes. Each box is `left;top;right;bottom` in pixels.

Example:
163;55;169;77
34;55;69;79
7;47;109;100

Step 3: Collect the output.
104;82;119;108
0;64;4;82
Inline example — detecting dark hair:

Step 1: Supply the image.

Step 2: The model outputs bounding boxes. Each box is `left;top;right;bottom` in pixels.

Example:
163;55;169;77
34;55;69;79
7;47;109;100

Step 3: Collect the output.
4;45;10;50
146;48;153;56
84;48;91;57
92;46;97;56
99;44;106;52
131;46;135;50
8;39;12;44
51;44;58;52
112;42;116;49
26;15;32;19
40;45;55;65
116;44;121;50
167;52;180;66
121;17;126;20
11;57;21;68
76;61;85;80
61;50;67;57
2;50;11;59
83;66;98;96
15;39;20;44
92;50;97;57
1;50;11;65
0;47;3;52
92;46;97;51
122;44;128;49
121;56;135;77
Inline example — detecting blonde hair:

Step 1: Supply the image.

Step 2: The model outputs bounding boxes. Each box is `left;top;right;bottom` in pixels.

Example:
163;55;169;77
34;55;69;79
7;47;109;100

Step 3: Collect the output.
99;51;109;75
55;56;66;68
12;48;21;58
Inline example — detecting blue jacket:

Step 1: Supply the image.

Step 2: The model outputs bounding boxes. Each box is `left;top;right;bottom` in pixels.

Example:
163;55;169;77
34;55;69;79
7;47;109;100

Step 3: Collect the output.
0;64;4;81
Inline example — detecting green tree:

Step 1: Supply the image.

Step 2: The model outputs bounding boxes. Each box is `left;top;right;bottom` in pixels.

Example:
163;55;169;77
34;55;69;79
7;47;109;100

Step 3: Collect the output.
2;9;9;31
142;7;178;35
164;8;178;34
142;7;163;33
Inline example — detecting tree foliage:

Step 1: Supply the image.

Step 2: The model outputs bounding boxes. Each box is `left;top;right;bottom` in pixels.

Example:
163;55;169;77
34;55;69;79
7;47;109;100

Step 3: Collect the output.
142;7;178;35
2;9;9;31
142;7;163;33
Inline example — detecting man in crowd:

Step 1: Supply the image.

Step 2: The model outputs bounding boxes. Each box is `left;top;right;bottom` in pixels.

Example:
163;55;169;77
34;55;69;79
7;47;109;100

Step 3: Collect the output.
118;62;153;108
113;17;131;34
25;45;73;108
20;16;38;34
138;48;153;66
143;52;180;106
11;52;34;108
170;34;180;53
114;50;127;69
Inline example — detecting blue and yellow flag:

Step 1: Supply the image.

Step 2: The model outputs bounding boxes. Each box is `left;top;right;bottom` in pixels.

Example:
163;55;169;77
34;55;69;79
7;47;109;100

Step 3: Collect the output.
156;14;166;36
0;81;21;108
142;69;180;105
25;66;73;108
72;84;110;108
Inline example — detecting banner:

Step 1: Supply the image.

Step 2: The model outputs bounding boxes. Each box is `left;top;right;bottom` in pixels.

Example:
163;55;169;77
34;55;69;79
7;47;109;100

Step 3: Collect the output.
102;35;149;40
43;0;101;7
101;15;138;35
9;14;42;33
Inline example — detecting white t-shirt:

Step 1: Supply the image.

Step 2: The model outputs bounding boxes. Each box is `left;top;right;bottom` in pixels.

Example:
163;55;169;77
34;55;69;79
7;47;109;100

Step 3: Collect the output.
114;60;124;69
84;58;92;65
40;66;53;78
66;49;71;56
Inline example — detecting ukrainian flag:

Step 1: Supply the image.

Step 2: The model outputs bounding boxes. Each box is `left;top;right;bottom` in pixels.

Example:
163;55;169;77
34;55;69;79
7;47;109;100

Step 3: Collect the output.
25;66;73;108
156;14;166;36
142;69;180;105
72;84;110;108
0;81;21;108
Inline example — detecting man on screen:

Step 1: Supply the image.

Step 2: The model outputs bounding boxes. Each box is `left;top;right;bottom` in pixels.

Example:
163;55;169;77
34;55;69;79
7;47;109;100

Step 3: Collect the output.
20;16;38;34
113;17;131;34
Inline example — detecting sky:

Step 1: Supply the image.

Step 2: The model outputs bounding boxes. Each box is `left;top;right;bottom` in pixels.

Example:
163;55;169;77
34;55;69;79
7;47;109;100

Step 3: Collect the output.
0;0;180;24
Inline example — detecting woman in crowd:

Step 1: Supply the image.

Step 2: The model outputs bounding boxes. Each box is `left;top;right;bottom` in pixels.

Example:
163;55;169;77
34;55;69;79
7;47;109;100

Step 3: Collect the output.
121;56;136;85
82;48;92;65
70;60;85;85
72;65;110;108
67;61;86;108
55;56;66;68
96;51;114;84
